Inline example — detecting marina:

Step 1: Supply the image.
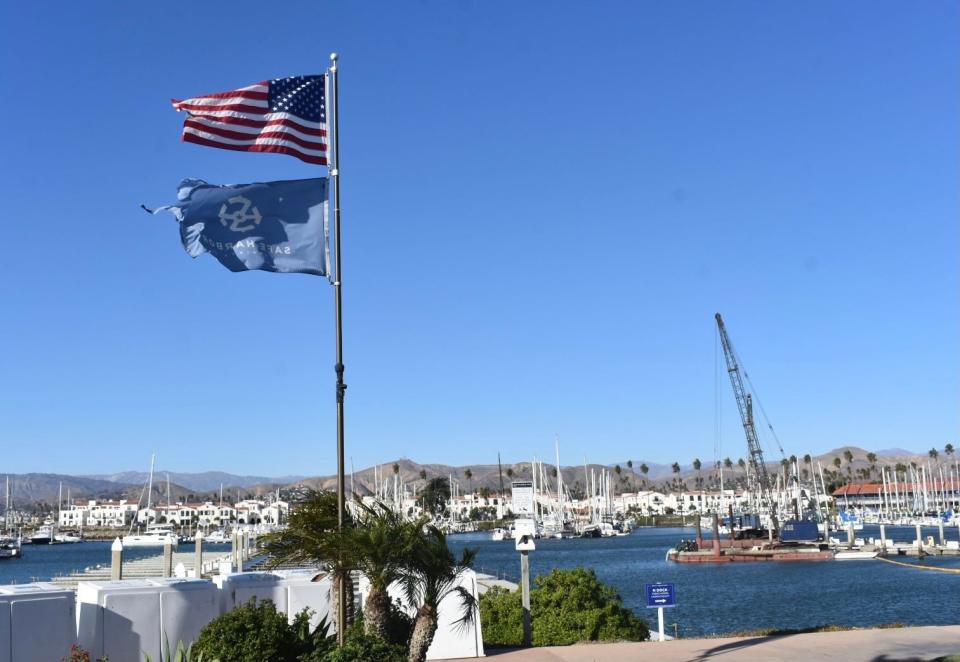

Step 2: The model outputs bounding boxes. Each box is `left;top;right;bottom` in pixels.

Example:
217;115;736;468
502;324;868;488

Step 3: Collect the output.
2;524;956;638
450;525;960;638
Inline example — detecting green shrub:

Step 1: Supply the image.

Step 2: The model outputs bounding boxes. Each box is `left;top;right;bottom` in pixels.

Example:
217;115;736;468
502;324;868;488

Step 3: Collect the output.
193;598;316;662
479;587;524;646
315;624;406;662
479;568;650;647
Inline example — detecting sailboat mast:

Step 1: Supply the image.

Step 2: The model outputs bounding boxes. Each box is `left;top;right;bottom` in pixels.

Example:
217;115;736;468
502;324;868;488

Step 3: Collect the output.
146;454;155;511
555;438;563;521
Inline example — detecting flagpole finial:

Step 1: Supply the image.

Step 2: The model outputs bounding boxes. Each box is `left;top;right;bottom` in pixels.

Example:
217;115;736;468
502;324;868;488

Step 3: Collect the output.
330;52;339;63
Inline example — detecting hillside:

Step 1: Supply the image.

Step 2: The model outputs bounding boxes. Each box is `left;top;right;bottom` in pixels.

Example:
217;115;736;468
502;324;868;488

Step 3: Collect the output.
3;444;949;508
85;470;306;493
287;445;952;496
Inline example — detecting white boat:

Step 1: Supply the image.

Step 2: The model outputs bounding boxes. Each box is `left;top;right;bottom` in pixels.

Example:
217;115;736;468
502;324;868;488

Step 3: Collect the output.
122;524;180;548
54;532;83;544
834;550;878;560
203;529;231;544
0;537;21;560
29;524;55;545
490;528;506;541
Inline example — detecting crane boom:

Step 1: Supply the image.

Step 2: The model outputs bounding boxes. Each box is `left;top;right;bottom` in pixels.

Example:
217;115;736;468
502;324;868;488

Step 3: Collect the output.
715;313;778;526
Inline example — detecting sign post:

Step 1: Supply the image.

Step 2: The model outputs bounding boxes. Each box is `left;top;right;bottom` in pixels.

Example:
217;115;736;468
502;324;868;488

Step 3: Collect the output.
516;535;536;647
645;583;676;642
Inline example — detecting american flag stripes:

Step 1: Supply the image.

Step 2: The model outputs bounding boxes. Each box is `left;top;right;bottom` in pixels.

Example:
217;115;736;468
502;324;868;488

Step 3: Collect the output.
172;75;328;165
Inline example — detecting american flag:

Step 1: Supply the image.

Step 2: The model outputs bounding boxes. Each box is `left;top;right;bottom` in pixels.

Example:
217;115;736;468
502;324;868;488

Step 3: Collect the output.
172;75;328;165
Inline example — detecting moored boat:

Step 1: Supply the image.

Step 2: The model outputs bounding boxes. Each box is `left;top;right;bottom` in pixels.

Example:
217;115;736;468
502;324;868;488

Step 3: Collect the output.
122;523;180;548
0;537;21;560
29;524;55;545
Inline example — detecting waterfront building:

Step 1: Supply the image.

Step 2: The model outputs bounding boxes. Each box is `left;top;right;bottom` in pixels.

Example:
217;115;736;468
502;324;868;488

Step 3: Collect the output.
63;500;139;528
832;479;960;513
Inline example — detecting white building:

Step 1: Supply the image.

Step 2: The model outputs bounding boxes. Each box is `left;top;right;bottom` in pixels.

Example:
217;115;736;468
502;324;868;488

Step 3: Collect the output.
76;500;139;528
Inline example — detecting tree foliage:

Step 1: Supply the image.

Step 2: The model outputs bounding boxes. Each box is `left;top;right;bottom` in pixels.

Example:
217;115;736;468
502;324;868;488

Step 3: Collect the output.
479;568;649;647
420;477;450;515
309;622;406;662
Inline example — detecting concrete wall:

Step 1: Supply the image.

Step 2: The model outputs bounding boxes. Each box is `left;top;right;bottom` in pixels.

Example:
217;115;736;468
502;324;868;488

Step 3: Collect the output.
0;583;76;662
1;569;482;660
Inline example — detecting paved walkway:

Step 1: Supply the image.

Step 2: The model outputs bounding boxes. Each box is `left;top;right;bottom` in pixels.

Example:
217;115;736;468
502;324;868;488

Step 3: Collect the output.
472;625;960;661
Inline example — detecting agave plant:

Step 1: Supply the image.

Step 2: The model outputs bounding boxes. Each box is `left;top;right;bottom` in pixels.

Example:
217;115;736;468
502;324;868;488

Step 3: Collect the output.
144;638;218;662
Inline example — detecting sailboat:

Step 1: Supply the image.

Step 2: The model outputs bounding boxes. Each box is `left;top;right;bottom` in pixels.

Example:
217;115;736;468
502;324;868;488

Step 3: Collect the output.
0;478;21;559
123;454;181;548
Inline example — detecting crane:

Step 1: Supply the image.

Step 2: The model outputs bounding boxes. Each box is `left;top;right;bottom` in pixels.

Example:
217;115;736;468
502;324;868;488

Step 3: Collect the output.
715;313;779;531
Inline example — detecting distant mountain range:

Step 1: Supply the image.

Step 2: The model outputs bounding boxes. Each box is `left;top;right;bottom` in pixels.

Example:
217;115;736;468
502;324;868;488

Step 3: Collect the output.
0;471;307;508
84;471;308;493
2;445;946;508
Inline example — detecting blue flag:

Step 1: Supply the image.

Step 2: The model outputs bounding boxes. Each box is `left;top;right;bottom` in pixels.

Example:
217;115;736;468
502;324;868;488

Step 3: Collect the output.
147;178;330;276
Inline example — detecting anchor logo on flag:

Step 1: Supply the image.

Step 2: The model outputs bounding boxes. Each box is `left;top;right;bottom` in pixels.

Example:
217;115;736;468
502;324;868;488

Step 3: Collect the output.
218;195;262;233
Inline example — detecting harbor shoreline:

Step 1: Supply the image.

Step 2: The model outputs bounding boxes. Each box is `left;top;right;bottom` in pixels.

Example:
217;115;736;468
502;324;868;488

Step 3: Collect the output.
470;624;960;661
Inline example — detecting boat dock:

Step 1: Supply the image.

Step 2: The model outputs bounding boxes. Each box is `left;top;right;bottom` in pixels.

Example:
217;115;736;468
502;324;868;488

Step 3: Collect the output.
49;549;233;588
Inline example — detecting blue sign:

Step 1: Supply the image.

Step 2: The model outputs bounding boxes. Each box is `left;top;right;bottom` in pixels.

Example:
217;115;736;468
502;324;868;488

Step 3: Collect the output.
645;583;676;609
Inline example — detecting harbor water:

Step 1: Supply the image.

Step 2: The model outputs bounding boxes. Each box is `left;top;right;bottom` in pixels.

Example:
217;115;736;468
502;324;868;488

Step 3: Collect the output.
0;540;232;586
449;524;960;637
2;526;958;637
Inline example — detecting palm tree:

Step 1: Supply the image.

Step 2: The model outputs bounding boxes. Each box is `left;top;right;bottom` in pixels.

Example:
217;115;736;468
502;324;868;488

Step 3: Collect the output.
640;463;649;487
945;443;955;458
401;526;478;662
464;468;473;494
723;457;733;471
626;460;634;490
692;458;702;485
833;457;842;470
671;462;681;489
613;465;622;495
929;448;939;462
261;490;355;634
346;501;422;638
843;450;854;467
419;469;427;482
506;467;514;480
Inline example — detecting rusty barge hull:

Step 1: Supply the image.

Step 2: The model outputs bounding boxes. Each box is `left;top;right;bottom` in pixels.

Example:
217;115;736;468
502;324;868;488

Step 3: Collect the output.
668;549;835;563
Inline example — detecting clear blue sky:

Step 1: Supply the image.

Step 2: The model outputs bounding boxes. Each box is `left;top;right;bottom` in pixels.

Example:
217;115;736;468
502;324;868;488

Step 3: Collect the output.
1;2;956;476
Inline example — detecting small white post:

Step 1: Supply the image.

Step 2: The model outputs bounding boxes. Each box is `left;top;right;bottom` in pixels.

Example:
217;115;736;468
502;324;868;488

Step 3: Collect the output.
879;523;886;554
236;531;244;572
162;541;173;578
194;531;204;578
520;550;531;646
658;606;665;642
111;537;123;581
